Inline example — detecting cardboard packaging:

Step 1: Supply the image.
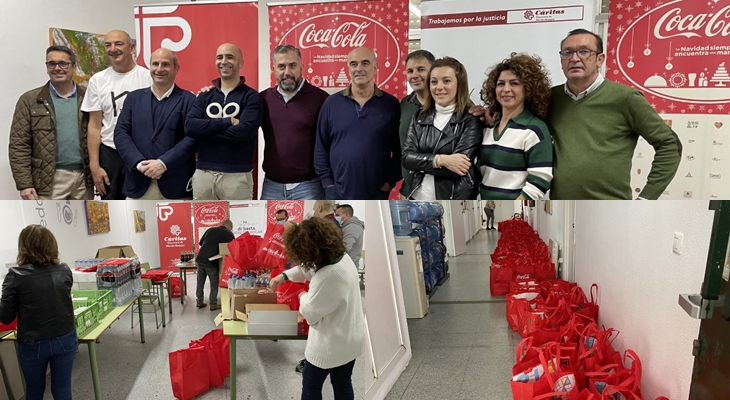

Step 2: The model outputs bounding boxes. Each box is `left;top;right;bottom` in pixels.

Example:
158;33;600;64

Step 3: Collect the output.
215;288;303;336
95;245;136;259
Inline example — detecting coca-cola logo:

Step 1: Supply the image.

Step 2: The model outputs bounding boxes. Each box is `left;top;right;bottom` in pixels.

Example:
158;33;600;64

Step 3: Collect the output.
268;201;304;224
195;203;228;225
654;5;730;39
615;0;730;104
278;13;401;91
516;274;531;280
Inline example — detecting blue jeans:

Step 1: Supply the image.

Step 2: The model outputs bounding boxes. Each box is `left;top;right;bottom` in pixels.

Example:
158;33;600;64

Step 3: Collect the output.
17;329;78;400
301;359;356;400
261;177;325;200
324;186;341;201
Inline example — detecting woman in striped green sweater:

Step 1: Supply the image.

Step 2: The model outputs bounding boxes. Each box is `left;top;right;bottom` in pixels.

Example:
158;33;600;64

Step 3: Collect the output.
479;53;553;200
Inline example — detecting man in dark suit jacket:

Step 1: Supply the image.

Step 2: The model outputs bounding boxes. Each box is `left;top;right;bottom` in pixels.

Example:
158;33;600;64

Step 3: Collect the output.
114;48;197;199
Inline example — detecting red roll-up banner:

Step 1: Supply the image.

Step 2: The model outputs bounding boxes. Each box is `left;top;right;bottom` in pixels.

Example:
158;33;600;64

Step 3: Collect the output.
193;202;230;252
157;202;193;272
134;1;261;197
268;0;410;97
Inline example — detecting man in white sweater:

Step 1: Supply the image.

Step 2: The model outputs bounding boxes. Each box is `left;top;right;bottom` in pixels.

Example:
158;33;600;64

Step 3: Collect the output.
270;217;365;398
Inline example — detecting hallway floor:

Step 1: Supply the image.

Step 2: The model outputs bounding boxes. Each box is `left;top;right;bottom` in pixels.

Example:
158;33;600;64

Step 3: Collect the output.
385;228;520;400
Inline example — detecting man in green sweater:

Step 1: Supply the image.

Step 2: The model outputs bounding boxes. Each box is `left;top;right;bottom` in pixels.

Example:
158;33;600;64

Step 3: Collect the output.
548;29;682;199
399;50;435;198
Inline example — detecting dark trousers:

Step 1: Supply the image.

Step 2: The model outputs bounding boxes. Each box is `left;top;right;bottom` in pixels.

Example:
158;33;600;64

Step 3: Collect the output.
484;208;495;227
301;359;356;400
99;144;127;200
17;329;78;400
196;263;219;306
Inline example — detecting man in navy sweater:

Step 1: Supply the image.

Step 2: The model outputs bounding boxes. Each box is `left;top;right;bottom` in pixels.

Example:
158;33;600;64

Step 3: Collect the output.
114;48;197;199
185;43;263;200
260;45;329;199
314;47;401;200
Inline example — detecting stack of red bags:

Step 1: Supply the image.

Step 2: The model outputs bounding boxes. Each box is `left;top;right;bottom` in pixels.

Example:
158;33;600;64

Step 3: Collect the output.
168;329;230;400
490;218;555;295
506;279;669;400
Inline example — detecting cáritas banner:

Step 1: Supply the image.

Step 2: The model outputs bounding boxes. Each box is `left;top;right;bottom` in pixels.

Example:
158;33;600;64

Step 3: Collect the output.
157;202;193;272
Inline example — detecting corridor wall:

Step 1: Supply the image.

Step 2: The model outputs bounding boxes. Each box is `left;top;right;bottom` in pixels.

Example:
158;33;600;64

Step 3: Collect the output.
573;201;712;400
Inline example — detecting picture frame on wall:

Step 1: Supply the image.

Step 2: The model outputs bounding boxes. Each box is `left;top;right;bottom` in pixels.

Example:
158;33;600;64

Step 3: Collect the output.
545;200;552;215
134;210;146;233
85;200;110;235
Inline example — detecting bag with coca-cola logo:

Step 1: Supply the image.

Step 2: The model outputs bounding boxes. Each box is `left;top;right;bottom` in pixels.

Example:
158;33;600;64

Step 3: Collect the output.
255;224;288;270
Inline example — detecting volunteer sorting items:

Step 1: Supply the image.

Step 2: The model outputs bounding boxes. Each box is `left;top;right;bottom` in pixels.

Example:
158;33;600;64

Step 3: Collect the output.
269;217;365;400
0;225;77;400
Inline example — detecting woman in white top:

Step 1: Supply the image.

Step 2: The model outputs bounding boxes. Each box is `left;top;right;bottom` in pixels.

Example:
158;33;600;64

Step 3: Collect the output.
269;217;365;400
402;57;482;200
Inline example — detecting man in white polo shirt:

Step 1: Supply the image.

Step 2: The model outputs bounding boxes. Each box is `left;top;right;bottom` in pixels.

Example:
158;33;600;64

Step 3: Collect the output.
81;29;151;199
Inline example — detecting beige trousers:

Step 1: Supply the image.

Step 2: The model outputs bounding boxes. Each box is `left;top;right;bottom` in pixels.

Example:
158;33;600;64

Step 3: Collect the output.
192;169;253;200
38;170;93;200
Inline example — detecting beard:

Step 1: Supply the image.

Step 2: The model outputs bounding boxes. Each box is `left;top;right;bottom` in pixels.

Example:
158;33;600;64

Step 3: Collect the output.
277;75;301;92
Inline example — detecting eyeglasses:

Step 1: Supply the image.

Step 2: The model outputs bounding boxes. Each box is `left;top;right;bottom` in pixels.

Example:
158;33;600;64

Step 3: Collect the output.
45;61;72;69
558;49;599;60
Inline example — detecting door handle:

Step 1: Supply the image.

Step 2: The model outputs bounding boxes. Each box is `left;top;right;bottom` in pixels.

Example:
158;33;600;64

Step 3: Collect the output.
678;293;725;319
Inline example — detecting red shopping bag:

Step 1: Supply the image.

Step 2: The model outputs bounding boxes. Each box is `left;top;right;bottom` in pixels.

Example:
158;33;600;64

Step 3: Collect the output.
169;346;210;400
228;231;262;270
219;257;243;289
570;284;599;323
579;323;622;373
256;223;288;270
170;277;181;298
511;342;582;400
490;265;513;296
189;329;230;387
0;316;18;331
389;180;403;200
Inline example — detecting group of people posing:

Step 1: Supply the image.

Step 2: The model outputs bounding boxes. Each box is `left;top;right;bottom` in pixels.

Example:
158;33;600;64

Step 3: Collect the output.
9;28;682;201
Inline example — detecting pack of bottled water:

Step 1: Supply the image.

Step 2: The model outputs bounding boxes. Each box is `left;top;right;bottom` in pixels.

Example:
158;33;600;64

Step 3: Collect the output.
228;269;272;290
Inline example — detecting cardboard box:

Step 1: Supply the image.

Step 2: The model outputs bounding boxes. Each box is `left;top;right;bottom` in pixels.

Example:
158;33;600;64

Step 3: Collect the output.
208;243;230;270
96;245;136;259
215;288;303;336
243;304;299;336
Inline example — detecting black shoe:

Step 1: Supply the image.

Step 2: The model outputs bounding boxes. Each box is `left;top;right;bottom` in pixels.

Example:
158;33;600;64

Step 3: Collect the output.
295;359;306;373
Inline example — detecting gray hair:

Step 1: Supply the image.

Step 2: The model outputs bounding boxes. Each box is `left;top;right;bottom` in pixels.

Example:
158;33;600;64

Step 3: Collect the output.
272;44;302;64
46;45;77;65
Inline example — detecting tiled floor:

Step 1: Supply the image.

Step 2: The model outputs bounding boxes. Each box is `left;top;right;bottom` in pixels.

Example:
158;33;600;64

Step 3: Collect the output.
385;228;521;400
38;279;367;400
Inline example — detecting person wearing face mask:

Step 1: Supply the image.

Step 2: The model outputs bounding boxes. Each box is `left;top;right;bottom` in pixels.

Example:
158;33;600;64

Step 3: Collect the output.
185;43;263;200
113;48;197;200
335;204;364;269
9;45;94;200
402;57;482;200
81;30;152;200
399;50;436;199
479;53;553;200
260;45;330;200
275;209;289;225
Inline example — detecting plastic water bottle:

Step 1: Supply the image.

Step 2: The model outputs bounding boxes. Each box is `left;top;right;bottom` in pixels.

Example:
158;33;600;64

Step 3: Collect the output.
230;275;238;290
246;273;253;289
389;201;414;236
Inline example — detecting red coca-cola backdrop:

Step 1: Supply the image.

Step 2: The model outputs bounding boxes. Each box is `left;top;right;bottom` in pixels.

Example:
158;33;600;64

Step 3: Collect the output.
266;200;305;225
268;0;409;97
192;201;230;252
607;0;730;114
157;202;193;272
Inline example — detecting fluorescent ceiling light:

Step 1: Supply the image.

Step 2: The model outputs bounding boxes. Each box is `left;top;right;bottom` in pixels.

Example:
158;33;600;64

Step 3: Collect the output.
409;3;421;17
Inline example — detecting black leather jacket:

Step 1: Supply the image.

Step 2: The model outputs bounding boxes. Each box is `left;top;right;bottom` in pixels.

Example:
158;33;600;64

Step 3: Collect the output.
0;263;75;342
402;109;482;199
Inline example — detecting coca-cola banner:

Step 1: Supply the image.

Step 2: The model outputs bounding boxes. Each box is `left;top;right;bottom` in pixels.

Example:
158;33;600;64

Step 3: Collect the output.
192;201;230;252
229;201;267;237
157;202;193;272
608;0;730;199
267;0;409;97
266;200;305;225
420;0;594;105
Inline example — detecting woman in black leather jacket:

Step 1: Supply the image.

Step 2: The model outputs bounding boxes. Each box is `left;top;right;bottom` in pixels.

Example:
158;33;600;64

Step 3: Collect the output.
402;57;482;200
0;225;77;400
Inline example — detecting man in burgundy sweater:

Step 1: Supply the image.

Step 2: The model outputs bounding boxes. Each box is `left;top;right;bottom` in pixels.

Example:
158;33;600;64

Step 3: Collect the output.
260;45;330;199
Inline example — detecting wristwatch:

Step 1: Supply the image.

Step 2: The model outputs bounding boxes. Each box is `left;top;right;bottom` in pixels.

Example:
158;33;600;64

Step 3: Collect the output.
281;272;289;281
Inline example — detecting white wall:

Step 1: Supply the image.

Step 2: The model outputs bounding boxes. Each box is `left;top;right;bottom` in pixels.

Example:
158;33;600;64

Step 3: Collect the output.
537;201;565;252
573;201;712;400
0;0;144;199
